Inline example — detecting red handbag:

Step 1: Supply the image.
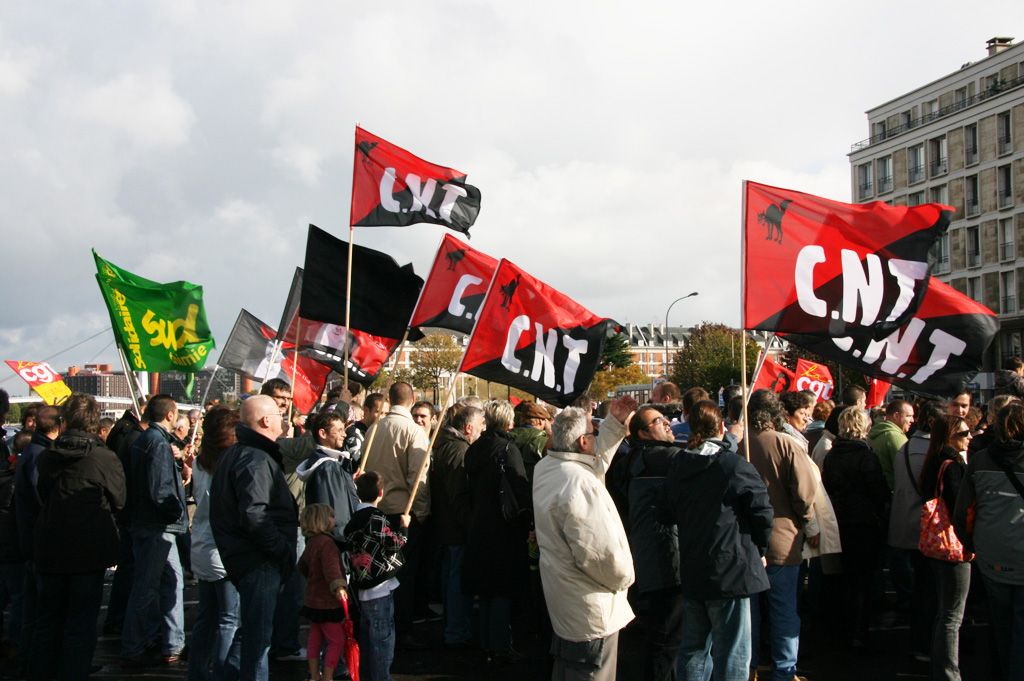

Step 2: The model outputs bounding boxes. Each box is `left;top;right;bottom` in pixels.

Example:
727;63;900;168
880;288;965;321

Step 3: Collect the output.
919;459;974;563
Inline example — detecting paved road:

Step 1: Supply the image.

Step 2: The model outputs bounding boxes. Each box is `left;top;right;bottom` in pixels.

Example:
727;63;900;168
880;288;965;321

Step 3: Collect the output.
0;571;1002;681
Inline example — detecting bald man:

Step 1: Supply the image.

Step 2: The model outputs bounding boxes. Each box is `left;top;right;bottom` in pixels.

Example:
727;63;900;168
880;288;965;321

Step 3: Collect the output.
210;395;299;681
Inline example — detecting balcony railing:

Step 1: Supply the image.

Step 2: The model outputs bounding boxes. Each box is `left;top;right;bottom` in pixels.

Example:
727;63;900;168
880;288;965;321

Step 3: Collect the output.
1003;296;1017;314
999;135;1013;155
934;255;950;274
858;182;873;200
1001;242;1016;261
1000;189;1014;208
877;176;893;193
966;200;980;216
850;72;1024;152
966;146;979;165
931;158;947;176
967;249;981;267
908;165;924;184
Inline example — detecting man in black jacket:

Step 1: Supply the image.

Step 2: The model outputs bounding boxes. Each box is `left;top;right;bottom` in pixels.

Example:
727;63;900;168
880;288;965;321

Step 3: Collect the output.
211;394;299;681
120;395;188;667
33;393;125;681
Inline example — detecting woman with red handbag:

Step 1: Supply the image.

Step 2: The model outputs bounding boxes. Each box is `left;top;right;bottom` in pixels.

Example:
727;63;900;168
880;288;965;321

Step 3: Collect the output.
918;414;972;681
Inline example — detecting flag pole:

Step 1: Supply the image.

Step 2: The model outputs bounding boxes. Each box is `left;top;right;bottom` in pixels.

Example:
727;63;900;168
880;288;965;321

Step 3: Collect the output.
740;330;749;461
189;364;219;446
259;341;283;393
287;317;301;431
116;344;142;420
740;181;749;460
355;420;378;476
747;332;776;388
403;375;460;516
343;226;354;391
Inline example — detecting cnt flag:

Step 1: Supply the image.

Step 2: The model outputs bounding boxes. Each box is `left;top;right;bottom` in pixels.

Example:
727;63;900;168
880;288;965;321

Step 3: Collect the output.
301;225;424;341
218;309;331;414
5;361;72;405
743;181;952;338
784;277;998;398
93;250;215;373
460;259;618;407
409;234;499;335
350;126;481;236
279;268;402;385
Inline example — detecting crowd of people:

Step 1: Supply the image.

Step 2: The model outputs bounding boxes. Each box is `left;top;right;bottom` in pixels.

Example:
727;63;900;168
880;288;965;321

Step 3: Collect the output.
1;357;1024;681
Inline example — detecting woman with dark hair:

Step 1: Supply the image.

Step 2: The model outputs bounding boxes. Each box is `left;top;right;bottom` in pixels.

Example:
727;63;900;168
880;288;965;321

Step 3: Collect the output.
780;391;816;451
821;407;890;649
188;406;242;681
918;413;971;681
954;402;1024;679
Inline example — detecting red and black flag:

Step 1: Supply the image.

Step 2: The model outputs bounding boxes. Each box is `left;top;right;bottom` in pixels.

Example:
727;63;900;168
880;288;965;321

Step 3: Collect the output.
300;225;424;341
409;234;498;335
784;278;998;398
743;181;952;338
459;259;618;407
218;309;331;413
350;126;481;236
750;356;796;395
279;268;401;385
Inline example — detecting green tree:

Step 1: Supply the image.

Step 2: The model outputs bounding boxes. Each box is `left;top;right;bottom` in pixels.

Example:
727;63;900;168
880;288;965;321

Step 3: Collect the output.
669;322;759;394
601;333;633;369
588;364;650;400
5;403;21;425
411;333;463;402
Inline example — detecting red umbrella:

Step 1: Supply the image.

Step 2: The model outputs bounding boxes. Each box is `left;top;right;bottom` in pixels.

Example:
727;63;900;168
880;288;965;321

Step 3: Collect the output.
341;596;360;681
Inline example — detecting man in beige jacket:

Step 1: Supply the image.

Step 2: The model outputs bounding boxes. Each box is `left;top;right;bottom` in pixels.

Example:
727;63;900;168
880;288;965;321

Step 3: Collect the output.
533;395;637;681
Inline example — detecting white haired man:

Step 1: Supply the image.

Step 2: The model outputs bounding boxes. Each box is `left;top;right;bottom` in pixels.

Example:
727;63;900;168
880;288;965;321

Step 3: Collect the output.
533;395;638;681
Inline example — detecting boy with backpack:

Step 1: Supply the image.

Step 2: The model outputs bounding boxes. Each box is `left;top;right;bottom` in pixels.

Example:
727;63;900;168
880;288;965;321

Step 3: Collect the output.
345;472;409;681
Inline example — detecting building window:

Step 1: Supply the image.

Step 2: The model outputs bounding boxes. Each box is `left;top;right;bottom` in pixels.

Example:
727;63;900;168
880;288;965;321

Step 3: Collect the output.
967;225;980;267
929;136;947;176
908;144;925;184
930;184;948;205
965;124;979;165
858;163;873;200
934;232;950;273
999;165;1014;208
924;99;939;121
955;87;968;110
968;276;982;303
999;112;1012;155
908;191;925;207
965;175;980;216
876;156;893;193
1003;270;1017;314
873;121;887;141
1000;217;1016;261
901;110;914;131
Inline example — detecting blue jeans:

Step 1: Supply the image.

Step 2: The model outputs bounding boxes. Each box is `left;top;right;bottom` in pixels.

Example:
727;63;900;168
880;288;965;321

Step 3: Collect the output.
236;563;282;681
188;578;241;681
441;545;472;644
750;565;800;681
104;524;134;633
930;559;969;681
981;576;1024;681
121;528;184;659
359;594;395;681
34;571;105;681
271;532;302;655
677;596;750;681
479;596;512;653
0;562;25;652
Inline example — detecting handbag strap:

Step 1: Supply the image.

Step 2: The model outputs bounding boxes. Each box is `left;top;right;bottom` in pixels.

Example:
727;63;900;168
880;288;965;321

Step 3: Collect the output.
991;453;1024;502
903;442;921;498
934;458;952;499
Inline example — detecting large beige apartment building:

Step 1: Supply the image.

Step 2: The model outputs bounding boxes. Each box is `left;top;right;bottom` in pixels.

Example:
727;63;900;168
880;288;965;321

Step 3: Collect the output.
849;37;1024;392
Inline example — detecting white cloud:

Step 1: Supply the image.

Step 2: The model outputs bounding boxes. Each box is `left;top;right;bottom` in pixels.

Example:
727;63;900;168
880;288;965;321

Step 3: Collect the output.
78;73;195;151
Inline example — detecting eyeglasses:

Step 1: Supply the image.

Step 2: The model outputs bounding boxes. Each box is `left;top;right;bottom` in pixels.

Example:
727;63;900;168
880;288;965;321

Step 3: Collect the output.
956;429;971;437
642;417;667;430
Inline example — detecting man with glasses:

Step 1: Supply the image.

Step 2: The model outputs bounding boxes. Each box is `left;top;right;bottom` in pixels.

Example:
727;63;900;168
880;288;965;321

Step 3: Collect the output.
533;395;638;681
260;378;295;436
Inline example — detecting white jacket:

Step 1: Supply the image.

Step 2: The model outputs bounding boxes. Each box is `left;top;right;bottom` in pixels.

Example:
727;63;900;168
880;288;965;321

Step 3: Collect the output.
532;416;635;642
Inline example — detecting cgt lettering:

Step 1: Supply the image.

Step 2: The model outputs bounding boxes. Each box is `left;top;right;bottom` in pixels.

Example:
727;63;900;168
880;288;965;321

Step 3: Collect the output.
795;375;833;400
500;314;589;394
795;246;928;327
379;168;468;224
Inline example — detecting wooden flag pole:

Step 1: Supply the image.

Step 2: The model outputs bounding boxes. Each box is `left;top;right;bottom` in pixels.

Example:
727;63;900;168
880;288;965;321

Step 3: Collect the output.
188;364;220;447
259;341;283;393
287;317;301;431
740;329;749;461
343;226;354;391
739;181;749;460
403;375;459;516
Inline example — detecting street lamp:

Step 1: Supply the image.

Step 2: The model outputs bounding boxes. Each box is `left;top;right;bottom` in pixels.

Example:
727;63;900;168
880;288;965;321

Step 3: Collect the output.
664;292;699;379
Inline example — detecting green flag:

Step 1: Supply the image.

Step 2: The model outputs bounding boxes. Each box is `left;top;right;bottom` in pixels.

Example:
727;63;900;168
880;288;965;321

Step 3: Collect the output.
94;250;216;374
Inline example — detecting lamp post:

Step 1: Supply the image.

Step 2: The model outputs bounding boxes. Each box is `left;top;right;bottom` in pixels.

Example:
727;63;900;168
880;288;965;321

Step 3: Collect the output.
664;292;699;379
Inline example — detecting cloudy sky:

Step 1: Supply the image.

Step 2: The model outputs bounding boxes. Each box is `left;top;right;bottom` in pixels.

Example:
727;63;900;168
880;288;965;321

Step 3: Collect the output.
0;2;1019;394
